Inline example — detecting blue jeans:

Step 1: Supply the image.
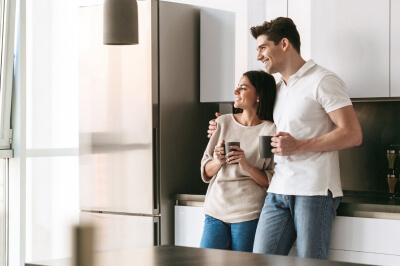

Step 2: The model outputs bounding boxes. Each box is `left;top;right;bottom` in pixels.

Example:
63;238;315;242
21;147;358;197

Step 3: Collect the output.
253;191;341;259
200;215;259;252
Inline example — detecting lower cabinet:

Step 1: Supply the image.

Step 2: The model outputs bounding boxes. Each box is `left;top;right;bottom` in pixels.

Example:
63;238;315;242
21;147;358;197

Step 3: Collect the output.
328;216;400;266
174;206;205;247
329;249;400;266
175;206;400;265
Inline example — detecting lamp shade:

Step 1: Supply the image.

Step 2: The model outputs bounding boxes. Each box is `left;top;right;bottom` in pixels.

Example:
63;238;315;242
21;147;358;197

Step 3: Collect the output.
103;0;139;45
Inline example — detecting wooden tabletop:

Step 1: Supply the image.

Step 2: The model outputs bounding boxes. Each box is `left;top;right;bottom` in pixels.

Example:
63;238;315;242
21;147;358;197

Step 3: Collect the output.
26;245;370;266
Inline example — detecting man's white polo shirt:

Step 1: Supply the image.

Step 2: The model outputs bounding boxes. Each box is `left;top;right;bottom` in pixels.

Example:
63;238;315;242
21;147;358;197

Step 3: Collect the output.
268;60;352;198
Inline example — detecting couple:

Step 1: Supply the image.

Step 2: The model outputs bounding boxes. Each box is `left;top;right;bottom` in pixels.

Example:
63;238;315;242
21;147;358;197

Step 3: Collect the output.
199;17;363;259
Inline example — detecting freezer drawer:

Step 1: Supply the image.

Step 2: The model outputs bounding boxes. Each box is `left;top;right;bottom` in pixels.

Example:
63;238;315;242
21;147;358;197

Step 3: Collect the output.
79;149;154;214
80;212;158;252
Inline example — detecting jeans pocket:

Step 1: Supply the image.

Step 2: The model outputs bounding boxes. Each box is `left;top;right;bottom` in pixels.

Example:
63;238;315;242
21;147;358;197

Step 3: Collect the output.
333;196;342;211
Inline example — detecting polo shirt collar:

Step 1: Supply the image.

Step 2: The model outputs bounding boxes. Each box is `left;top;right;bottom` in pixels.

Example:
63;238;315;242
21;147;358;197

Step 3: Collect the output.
280;59;316;84
292;59;316;78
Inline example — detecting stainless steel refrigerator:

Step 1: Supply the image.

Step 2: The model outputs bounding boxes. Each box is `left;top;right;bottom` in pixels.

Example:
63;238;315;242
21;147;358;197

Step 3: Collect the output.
78;1;217;251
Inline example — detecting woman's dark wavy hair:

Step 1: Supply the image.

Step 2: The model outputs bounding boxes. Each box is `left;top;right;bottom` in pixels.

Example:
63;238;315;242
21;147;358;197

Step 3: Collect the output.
234;70;276;122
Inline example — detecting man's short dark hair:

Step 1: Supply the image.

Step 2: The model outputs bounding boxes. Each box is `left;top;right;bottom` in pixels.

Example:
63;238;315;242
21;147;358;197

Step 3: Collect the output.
250;17;301;54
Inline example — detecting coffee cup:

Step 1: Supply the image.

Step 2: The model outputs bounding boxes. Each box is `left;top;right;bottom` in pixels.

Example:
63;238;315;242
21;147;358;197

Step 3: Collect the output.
259;136;273;158
225;142;240;164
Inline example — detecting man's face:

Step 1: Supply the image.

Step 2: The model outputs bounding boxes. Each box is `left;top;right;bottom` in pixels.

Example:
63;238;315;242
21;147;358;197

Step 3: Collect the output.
256;35;284;74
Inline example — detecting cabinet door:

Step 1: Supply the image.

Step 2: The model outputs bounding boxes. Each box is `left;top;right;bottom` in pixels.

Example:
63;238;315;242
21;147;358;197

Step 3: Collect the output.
200;8;235;103
266;0;287;20
290;0;390;98
330;216;400;256
288;0;311;60
175;206;205;247
329;249;400;266
312;0;390;98
266;0;288;82
391;0;400;97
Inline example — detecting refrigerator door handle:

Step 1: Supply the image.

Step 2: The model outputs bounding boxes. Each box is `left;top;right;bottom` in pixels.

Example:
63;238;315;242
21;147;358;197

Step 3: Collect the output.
153;127;160;215
153;216;160;246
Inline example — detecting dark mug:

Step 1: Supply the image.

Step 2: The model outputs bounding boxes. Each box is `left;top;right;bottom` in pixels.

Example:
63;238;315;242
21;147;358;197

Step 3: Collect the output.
225;142;240;164
259;136;273;158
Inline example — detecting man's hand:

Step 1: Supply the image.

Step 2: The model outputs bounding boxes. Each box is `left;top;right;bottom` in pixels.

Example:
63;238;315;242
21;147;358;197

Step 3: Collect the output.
271;106;362;156
271;132;301;156
207;112;221;138
213;140;226;165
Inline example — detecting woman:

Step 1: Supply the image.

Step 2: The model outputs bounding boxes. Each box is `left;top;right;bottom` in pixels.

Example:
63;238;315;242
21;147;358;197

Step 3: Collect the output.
200;70;276;252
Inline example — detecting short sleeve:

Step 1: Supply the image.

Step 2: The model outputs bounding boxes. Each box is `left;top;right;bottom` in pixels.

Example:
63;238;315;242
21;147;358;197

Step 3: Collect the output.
317;74;352;114
262;157;274;185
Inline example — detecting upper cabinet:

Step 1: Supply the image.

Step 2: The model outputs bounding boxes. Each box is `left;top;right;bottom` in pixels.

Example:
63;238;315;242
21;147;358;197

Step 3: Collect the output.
200;8;235;103
197;0;267;102
289;0;390;99
391;0;400;97
266;0;287;20
197;0;397;101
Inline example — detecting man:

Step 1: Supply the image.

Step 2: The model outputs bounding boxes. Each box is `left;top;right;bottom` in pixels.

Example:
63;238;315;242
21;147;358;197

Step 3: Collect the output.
208;17;362;259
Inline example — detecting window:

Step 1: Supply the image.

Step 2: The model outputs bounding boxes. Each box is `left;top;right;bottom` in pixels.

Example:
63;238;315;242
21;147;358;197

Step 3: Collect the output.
0;0;16;150
0;0;16;265
24;0;79;262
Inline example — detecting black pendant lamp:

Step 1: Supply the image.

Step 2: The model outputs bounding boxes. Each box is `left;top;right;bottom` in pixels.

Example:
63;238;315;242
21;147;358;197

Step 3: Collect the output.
103;0;139;45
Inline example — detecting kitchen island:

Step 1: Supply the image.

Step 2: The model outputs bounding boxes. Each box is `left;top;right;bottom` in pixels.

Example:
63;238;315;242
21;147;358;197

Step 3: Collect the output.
26;245;369;266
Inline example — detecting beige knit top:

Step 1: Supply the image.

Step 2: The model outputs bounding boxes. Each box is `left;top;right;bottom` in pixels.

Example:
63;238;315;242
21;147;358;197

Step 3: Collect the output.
200;114;276;223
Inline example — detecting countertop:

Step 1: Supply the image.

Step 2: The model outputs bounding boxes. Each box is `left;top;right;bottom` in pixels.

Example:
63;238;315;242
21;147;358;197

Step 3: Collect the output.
176;191;400;220
26;245;369;266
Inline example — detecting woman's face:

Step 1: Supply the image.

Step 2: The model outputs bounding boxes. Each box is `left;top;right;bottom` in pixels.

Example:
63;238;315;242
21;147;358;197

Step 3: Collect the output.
233;76;258;110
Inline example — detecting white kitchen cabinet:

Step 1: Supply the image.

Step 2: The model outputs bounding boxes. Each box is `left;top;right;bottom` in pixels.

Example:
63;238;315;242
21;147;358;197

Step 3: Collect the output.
174;206;205;247
174;205;299;254
391;0;400;97
329;249;400;266
287;0;311;61
200;8;236;103
327;216;400;266
200;0;269;102
330;216;400;257
289;245;400;265
247;0;268;72
289;0;390;98
175;205;400;266
266;0;287;21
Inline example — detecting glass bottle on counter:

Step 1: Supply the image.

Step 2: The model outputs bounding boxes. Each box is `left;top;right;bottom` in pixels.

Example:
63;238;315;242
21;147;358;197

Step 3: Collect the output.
388;174;398;198
387;150;397;173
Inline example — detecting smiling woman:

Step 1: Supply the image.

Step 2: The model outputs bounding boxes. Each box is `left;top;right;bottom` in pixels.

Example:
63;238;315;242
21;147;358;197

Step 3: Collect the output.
200;70;276;252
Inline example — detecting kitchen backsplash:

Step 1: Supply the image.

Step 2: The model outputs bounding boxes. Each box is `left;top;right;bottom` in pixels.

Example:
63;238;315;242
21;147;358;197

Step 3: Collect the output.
220;101;400;193
340;101;400;192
